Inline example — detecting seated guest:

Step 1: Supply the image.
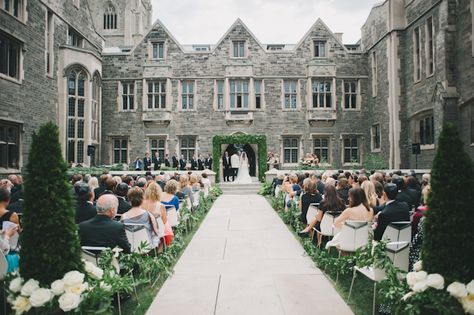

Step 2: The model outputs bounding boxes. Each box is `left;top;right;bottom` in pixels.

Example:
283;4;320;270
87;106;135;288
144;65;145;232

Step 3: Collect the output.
160;180;180;211
373;183;410;241
394;176;420;210
142;182;173;247
155;174;166;191
0;188;20;227
334;187;374;230
8;175;23;204
74;183;96;224
201;173;211;191
78;194;131;253
189;174;200;192
94;174;110;201
136;177;148;190
373;180;385;207
299;185;345;236
1;225;20;272
336;178;350;205
179;175;194;207
88;176;99;191
299;179;322;225
361;180;378;208
121;187;160;248
115;183;131;215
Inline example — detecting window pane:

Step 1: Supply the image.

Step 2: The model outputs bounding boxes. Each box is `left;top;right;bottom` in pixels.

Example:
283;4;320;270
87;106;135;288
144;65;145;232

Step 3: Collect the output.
78;73;85;96
78;99;84;117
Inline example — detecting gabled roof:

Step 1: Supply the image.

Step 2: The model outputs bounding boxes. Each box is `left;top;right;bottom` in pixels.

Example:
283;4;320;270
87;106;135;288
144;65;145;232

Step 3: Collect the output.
145;18;186;53
294;18;349;53
212;18;267;53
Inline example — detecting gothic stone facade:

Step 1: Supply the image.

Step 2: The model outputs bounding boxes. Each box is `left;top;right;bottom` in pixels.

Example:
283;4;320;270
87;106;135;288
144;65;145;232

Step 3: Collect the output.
1;0;473;175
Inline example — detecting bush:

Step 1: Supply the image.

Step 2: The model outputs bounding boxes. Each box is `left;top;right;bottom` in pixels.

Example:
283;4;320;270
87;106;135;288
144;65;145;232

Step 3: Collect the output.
422;124;474;283
362;153;388;170
20;122;84;285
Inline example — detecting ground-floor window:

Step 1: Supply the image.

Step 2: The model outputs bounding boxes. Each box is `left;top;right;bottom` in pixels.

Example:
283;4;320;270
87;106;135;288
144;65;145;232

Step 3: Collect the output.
150;138;166;160
113;138;128;164
343;137;359;163
0;121;20;169
283;137;299;164
313;137;329;163
180;137;196;161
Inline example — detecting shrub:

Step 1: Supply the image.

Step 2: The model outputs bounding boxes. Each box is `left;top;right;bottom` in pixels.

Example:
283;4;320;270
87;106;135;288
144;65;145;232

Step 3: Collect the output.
422;124;474;283
20;122;84;285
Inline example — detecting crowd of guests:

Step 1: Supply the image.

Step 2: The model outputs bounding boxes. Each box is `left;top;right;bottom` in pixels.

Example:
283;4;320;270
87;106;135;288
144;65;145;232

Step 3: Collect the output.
0;171;212;272
274;169;430;265
132;152;213;172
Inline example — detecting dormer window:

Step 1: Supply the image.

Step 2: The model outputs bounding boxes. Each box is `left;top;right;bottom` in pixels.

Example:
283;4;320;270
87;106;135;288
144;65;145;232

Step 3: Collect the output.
193;45;210;51
232;41;246;58
313;40;326;58
267;45;284;51
103;6;117;30
152;42;164;59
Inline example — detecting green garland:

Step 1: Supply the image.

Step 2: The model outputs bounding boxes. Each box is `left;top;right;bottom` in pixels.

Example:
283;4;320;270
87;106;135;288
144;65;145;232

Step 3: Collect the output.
212;134;267;182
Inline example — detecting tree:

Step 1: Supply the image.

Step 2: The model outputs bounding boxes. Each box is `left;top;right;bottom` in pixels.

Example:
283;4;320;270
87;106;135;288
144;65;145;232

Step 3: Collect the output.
20;122;84;285
422;124;474;283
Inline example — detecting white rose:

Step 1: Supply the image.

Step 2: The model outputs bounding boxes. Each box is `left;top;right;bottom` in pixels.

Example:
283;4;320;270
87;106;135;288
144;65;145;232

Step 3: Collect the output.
58;293;81;312
406;272;418;288
91;266;104;280
413;260;423;272
12;296;31;315
414;271;427;282
84;261;96;274
9;277;23;293
29;288;53;307
100;282;112;292
51;279;65;295
64;282;89;295
413;281;428;293
467;280;474;295
20;279;39;297
426;273;444;290
461;295;474;314
447;282;468;299
63;271;85;287
401;291;415;301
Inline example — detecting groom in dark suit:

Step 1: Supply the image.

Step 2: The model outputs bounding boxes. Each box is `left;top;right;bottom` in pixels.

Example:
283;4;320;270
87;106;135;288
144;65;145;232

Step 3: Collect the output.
373;183;410;241
143;152;152;171
222;152;231;182
152;152;161;171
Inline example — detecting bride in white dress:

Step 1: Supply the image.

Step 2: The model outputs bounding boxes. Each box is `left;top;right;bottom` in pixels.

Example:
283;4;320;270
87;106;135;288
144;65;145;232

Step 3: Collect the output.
234;152;252;184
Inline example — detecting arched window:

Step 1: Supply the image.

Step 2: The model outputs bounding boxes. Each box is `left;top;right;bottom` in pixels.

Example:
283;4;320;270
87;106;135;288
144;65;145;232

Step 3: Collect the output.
91;74;101;143
103;6;117;30
67;69;86;164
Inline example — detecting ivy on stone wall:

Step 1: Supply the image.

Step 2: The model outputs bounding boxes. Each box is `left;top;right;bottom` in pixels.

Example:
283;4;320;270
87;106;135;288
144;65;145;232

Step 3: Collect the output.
212;134;267;182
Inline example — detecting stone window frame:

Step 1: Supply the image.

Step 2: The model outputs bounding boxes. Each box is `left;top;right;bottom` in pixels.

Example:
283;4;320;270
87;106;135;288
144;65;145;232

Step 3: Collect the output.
67;27;84;48
146;79;168;110
231;39;248;59
341;134;363;166
179;80;197;111
413;25;422;83
410;109;435;151
311;38;328;59
371;50;377;97
118;81;136;112
148;40;166;60
371;123;381;153
425;16;435;77
111;137;129;165
103;4;117;30
0;29;24;84
0;0;28;23
281;79;300;111
91;73;101;144
147;134;168;161
311;134;332;165
281;135;302;165
45;10;54;77
254;79;265;110
179;136;197;162
311;78;333;109
214;79;225;111
229;79;250;110
342;79;361;110
0;119;22;171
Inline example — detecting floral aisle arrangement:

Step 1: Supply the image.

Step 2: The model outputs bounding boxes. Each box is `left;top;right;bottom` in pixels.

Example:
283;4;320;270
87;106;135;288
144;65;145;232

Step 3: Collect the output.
5;259;133;315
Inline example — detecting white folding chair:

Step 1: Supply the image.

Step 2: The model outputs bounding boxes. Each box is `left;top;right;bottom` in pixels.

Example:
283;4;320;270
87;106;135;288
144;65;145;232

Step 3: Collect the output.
382;221;411;243
274;185;281;197
314;212;338;246
193;191;200;207
0;251;8;315
337;220;369;253
166;206;179;227
8;232;19;251
124;224;152;253
306;203;319;225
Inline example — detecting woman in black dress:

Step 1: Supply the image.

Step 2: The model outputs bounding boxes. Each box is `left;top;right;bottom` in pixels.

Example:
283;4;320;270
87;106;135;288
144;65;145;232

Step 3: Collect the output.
299;179;322;225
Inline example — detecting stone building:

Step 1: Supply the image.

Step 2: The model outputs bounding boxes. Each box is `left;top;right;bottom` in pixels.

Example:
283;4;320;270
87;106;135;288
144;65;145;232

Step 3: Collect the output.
0;0;473;175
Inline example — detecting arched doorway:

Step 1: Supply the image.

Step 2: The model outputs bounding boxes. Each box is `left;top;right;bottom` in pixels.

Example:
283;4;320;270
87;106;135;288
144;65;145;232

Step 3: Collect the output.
224;143;256;176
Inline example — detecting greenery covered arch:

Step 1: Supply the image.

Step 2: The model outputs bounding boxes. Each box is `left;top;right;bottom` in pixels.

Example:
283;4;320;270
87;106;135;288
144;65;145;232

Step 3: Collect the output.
212;134;267;183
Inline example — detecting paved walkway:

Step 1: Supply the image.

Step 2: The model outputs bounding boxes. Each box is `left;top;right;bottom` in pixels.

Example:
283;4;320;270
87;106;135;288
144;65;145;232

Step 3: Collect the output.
146;195;353;315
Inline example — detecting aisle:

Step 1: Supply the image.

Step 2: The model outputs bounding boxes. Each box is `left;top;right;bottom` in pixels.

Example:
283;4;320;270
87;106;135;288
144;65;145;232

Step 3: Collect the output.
146;195;353;315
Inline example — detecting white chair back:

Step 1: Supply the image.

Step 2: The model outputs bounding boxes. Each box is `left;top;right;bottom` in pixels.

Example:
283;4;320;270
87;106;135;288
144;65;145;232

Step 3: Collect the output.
320;212;337;236
0;251;8;280
193;192;200;207
185;197;192;210
386;241;410;272
166;206;179;227
306;203;319;225
9;232;19;251
338;221;369;252
156;216;165;238
81;246;120;273
124;224;151;253
382;221;411;243
274;185;281;197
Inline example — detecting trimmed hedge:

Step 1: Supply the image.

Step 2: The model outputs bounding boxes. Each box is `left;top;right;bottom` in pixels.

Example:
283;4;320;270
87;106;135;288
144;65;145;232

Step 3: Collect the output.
20;122;84;285
212;134;267;182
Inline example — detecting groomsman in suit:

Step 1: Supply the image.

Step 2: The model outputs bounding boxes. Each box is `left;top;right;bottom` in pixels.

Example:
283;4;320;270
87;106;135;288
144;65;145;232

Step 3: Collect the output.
164;154;171;167
205;154;213;170
190;155;198;170
152;152;161;171
172;155;178;170
179;154;186;171
230;152;240;181
143;152;152;171
373;183;410;241
222;152;231;182
197;154;205;170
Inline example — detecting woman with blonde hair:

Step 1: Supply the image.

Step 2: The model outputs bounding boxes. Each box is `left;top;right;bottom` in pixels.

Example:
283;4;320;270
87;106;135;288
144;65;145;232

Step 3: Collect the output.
88;176;99;191
179;174;194;207
361;180;378;208
189;174;200;192
142;182;173;247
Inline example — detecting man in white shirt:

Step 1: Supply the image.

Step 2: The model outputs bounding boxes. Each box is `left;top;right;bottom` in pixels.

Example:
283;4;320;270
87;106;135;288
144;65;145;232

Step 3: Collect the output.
230;152;240;182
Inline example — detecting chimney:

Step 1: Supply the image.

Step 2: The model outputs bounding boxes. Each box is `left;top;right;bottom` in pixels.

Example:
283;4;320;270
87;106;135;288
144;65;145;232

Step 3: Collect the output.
334;32;343;43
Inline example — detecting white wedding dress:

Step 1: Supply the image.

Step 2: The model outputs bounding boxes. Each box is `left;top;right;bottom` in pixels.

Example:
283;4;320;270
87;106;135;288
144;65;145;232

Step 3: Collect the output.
234;155;252;184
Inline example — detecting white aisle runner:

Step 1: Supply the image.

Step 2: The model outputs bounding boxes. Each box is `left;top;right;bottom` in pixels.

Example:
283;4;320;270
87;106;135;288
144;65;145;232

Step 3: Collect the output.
146;195;353;315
